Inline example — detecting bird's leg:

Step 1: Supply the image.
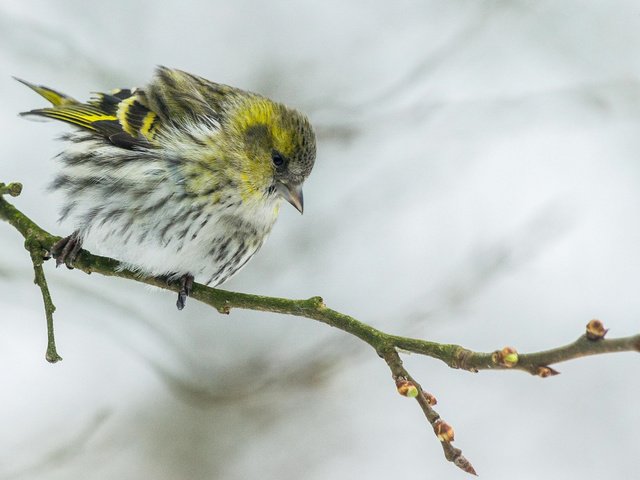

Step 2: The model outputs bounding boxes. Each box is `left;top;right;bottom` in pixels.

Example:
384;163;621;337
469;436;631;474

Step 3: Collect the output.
50;231;83;269
176;273;194;310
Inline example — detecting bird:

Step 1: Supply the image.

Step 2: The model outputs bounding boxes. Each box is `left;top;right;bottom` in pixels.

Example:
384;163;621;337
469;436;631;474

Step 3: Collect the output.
17;67;316;309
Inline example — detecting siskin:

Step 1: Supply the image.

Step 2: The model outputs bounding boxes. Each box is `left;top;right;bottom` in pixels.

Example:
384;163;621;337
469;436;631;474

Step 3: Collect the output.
17;67;316;309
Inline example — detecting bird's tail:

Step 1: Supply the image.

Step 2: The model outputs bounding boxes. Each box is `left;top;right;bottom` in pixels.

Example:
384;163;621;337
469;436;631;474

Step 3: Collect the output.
15;76;121;133
14;77;79;106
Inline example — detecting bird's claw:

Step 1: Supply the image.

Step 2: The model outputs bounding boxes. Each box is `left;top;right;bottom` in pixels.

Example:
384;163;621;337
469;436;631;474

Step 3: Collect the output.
50;232;82;269
176;273;194;310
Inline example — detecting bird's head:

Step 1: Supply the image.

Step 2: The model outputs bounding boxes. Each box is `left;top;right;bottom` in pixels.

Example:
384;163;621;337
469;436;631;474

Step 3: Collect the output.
224;96;316;214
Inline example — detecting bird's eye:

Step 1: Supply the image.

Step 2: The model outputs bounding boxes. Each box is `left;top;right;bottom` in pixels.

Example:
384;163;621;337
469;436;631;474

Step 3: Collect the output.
272;151;285;168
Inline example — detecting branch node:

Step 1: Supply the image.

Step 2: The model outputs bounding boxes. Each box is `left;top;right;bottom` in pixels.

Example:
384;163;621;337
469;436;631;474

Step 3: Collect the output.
307;296;325;309
217;301;231;315
26;238;47;266
395;378;419;398
492;346;519;368
586;319;608;340
0;182;23;197
433;419;455;442
535;365;560;378
422;390;438;406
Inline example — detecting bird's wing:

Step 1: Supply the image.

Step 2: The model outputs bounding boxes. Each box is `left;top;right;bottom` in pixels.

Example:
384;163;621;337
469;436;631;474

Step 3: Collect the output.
17;67;240;149
144;66;237;127
17;77;159;149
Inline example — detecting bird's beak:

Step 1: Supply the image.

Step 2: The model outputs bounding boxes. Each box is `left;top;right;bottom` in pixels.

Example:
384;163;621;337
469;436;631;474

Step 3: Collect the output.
277;182;304;214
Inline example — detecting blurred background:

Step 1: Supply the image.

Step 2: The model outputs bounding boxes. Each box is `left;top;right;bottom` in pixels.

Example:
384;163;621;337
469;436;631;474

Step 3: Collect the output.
1;1;639;478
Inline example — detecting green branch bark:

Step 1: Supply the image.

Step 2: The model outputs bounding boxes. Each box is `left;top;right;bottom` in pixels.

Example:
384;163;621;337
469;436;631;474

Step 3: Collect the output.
2;181;639;476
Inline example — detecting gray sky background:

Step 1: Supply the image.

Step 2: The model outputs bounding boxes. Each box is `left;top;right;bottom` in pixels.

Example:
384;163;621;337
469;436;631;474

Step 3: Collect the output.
1;1;639;479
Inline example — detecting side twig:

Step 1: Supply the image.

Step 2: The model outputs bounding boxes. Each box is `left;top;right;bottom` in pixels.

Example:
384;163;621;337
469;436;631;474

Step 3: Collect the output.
1;182;61;362
2;180;639;475
30;245;62;363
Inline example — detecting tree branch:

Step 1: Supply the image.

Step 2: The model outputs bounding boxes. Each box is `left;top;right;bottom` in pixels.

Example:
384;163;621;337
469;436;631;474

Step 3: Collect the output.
2;181;639;475
29;246;62;363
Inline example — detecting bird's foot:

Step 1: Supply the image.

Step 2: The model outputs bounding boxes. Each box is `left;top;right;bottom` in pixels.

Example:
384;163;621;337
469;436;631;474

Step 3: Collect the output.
50;231;83;269
176;273;194;311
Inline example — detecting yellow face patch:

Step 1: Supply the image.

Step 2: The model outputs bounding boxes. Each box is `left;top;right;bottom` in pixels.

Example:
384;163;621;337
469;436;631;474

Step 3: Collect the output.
238;168;270;202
